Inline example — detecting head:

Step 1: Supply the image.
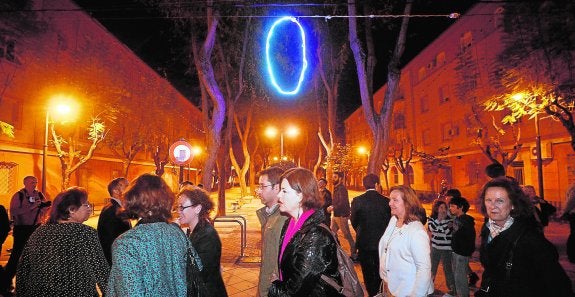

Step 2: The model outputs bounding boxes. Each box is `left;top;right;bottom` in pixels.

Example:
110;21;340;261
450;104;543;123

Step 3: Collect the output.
23;176;38;192
479;177;533;226
48;187;91;224
449;196;468;217
485;163;505;179
278;168;322;218
445;188;461;199
431;200;448;219
332;172;344;186
179;181;194;191
521;185;537;200
318;178;327;190
388;185;422;224
178;188;214;228
108;177;128;198
123;174;175;223
362;174;380;190
256;166;284;208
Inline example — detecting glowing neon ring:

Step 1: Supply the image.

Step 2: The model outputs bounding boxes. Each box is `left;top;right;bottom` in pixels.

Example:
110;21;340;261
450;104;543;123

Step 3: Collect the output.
265;16;308;96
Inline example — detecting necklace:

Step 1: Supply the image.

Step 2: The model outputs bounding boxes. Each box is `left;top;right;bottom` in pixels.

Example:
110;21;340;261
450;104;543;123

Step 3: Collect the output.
384;225;403;253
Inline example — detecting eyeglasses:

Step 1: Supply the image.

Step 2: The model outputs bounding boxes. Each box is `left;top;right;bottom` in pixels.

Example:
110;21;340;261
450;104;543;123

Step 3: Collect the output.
256;184;274;190
82;203;93;209
178;204;196;212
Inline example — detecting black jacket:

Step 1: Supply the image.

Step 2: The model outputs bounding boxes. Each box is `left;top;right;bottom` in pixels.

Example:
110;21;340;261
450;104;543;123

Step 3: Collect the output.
97;199;131;264
350;190;391;252
190;220;228;297
268;210;344;297
451;213;475;256
479;218;573;297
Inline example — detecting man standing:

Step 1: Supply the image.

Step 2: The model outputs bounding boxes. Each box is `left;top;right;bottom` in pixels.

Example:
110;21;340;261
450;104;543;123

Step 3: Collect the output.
97;177;131;265
318;178;332;227
449;196;476;297
3;176;50;291
330;171;356;259
350;174;391;296
255;167;287;297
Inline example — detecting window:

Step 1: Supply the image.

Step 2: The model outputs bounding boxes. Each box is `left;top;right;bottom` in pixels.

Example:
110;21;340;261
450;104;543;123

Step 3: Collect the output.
460;31;473;52
418;67;426;81
0;38;16;62
422;129;431;146
394;113;406;130
467;161;481;185
442;123;459;141
0;162;18;195
436;52;446;66
438;85;450;104
511;161;525;185
391;167;399;184
421;96;429;113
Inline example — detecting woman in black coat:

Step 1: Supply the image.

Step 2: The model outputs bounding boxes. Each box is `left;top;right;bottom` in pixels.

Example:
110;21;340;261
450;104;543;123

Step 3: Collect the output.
268;168;343;297
178;188;227;297
477;177;572;297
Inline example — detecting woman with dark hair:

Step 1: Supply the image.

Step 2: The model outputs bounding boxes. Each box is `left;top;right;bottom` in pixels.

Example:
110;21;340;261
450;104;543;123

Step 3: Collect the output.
178;188;227;297
477;177;572;297
268;168;344;296
378;185;433;297
428;200;455;296
16;187;109;296
107;174;187;297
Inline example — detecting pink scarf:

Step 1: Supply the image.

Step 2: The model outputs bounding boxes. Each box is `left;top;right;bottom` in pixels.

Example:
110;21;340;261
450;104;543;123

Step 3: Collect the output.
278;209;315;280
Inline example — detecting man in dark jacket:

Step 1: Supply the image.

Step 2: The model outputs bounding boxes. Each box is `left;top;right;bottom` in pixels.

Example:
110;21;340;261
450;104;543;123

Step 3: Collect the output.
350;174;391;296
449;196;476;297
329;172;356;259
97;177;131;264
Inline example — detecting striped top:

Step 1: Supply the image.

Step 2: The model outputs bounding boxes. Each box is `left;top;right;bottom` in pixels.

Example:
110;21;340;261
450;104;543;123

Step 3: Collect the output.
428;217;453;250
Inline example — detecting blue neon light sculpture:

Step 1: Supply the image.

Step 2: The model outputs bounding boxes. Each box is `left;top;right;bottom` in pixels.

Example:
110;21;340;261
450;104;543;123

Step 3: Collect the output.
265;16;308;96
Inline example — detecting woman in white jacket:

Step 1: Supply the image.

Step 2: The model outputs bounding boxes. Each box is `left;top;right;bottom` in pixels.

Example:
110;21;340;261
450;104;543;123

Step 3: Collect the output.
379;185;433;297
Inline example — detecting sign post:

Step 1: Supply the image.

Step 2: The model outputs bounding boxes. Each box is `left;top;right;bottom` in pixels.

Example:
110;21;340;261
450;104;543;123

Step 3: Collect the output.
169;139;194;185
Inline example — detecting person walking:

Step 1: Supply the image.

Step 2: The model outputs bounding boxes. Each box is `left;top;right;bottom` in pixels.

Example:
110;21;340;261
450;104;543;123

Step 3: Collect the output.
268;168;343;296
178;188;227;297
428;200;456;297
2;176;50;293
255;166;288;297
318;178;332;227
330;171;356;259
378;185;433;297
449;196;475;297
350;173;391;296
477;177;572;297
97;177;131;265
107;174;187;297
15;187;109;297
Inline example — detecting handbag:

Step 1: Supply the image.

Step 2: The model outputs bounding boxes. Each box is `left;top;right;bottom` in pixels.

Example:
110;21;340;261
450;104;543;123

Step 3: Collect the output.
373;281;394;297
186;240;209;297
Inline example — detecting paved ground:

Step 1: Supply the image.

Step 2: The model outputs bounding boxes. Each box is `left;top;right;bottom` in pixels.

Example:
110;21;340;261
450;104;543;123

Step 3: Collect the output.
1;187;574;296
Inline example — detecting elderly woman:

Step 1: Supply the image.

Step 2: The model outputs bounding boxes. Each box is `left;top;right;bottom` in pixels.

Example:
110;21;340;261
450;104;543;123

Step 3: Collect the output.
268;168;343;297
477;177;572;297
16;187;109;297
107;174;187;297
378;185;433;297
178;188;227;297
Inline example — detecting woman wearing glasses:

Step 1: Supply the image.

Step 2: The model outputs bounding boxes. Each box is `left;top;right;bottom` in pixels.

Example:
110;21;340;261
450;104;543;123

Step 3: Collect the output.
107;174;187;297
16;187;109;297
178;188;227;297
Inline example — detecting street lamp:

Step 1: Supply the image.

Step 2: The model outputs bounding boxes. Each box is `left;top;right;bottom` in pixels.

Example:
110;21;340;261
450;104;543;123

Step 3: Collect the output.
512;92;545;199
265;125;299;160
42;96;78;193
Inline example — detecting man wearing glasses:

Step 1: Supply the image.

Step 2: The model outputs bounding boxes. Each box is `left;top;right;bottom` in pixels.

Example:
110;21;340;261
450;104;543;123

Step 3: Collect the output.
255;166;287;297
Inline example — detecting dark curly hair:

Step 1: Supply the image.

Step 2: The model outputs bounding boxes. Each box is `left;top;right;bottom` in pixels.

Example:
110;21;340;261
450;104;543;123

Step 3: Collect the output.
479;177;534;219
178;188;214;222
48;187;88;224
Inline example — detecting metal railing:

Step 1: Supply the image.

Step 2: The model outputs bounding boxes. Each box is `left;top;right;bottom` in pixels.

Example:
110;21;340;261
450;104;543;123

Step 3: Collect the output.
214;215;247;262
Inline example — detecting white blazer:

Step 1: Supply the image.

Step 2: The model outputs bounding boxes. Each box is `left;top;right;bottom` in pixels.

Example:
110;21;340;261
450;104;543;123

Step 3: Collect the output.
378;216;434;297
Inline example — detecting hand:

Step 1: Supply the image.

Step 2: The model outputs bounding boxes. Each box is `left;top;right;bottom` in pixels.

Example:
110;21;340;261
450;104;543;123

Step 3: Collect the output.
327;206;333;213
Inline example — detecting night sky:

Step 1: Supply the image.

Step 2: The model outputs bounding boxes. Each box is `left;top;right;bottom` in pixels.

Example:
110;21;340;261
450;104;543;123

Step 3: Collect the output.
73;0;476;119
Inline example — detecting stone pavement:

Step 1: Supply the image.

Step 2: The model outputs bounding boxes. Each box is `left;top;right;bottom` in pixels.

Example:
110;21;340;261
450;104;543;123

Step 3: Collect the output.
1;187;574;296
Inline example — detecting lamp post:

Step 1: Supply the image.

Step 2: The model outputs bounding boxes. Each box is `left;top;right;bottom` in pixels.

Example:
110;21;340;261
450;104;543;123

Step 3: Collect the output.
265;125;299;160
42;101;74;193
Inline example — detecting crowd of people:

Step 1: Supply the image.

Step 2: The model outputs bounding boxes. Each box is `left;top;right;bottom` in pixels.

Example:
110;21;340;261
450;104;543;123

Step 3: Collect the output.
0;161;574;297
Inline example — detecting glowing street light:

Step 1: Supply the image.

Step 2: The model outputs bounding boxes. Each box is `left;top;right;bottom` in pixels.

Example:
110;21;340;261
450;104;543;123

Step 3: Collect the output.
42;95;79;193
265;125;299;159
357;146;370;158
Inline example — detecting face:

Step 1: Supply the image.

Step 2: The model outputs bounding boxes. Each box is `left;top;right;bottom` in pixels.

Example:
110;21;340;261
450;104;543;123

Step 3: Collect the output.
484;187;513;227
278;179;303;219
69;201;92;223
389;190;406;220
449;204;462;217
332;174;340;185
113;180;129;198
24;177;38;192
256;175;279;208
318;180;327;190
177;195;201;226
438;204;447;216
